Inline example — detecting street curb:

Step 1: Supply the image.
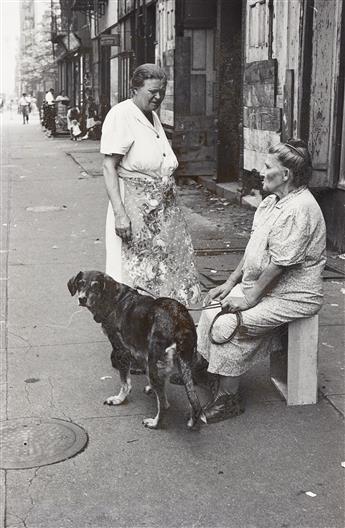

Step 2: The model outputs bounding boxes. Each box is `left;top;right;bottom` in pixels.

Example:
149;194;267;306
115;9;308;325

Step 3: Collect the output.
196;175;262;209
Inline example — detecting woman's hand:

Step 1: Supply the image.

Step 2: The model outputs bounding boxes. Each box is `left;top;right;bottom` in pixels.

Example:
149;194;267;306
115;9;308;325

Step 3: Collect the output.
114;212;132;243
220;295;251;313
203;281;234;306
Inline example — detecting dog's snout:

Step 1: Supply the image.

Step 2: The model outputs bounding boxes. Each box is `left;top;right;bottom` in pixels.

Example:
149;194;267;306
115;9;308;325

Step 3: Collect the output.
78;296;87;306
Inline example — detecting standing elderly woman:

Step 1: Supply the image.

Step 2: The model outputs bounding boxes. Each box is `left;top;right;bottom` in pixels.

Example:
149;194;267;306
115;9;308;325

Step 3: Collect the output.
100;64;200;305
193;139;326;423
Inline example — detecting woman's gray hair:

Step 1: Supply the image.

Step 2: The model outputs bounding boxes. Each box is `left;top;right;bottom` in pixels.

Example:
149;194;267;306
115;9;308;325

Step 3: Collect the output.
269;138;312;187
131;63;167;89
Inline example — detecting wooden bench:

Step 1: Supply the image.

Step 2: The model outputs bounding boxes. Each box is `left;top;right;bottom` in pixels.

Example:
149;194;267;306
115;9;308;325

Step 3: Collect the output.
270;315;319;405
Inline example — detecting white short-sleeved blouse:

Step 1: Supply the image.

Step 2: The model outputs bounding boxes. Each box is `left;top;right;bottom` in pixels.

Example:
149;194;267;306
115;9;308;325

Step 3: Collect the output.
100;98;178;180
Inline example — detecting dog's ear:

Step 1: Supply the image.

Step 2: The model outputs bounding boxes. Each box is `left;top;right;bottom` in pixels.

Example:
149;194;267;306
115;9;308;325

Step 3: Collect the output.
67;271;83;296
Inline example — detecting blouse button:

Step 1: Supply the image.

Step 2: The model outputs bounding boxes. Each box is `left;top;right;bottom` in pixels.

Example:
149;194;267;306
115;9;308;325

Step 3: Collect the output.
156;135;160;139
163;153;166;157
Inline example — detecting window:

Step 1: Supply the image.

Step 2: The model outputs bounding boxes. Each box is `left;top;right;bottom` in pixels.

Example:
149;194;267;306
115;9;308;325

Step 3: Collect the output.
248;0;266;49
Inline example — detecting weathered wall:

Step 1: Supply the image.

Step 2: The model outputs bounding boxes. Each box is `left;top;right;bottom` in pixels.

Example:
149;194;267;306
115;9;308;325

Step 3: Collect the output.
243;59;281;172
98;0;118;34
243;0;302;174
308;0;343;187
156;0;175;127
272;0;301;134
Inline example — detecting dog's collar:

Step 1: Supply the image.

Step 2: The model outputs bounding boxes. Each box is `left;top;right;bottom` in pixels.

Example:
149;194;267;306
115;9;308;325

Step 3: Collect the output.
99;290;135;325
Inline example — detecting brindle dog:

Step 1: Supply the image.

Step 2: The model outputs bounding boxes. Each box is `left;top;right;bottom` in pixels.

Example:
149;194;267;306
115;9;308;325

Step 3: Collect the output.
67;270;205;429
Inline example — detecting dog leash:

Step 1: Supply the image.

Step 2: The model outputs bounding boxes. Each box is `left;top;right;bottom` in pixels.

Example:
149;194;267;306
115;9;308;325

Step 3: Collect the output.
135;285;223;312
208;308;242;345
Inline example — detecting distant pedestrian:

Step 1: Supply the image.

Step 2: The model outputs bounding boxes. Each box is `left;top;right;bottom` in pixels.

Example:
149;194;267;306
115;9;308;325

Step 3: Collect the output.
81;95;98;140
26;93;32;113
45;88;56;137
19;93;30;124
28;92;37;113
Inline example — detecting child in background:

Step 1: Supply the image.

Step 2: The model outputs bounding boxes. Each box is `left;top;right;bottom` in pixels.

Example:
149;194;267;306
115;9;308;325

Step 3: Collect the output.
67;106;82;141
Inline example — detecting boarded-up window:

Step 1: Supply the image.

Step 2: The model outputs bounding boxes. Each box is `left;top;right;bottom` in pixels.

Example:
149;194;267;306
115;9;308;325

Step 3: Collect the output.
157;0;175;58
249;0;266;47
247;0;268;62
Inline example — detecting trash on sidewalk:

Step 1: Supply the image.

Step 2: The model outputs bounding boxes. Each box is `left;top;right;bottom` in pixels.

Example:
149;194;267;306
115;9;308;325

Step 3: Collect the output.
210;269;218;274
100;376;112;380
337;254;345;260
305;491;317;498
341;462;345;468
26;205;66;212
322;343;334;349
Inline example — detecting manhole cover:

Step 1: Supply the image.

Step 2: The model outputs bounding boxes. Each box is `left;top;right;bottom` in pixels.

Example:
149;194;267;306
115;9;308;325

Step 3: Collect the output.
0;418;88;469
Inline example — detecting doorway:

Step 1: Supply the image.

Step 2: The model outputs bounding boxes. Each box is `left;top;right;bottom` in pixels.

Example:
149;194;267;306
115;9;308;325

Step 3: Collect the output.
216;0;243;183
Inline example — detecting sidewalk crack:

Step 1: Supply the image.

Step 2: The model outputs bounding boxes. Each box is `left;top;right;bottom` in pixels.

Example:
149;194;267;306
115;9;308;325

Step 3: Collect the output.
48;377;55;408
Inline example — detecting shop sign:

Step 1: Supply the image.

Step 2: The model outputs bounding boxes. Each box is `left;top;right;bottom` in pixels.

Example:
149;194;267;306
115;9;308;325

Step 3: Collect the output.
100;34;120;46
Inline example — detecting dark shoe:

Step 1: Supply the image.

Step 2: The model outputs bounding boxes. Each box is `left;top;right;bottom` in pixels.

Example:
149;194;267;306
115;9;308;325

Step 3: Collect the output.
203;392;244;424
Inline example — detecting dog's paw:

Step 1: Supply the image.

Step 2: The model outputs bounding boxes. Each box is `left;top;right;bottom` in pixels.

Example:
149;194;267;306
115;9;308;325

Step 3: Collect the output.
142;417;159;429
104;395;126;406
187;411;207;430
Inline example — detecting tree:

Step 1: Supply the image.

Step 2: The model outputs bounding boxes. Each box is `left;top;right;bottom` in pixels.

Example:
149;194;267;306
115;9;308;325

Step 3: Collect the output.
19;1;60;91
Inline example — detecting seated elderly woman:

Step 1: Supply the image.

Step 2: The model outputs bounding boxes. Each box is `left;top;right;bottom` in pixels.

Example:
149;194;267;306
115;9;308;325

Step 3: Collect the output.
191;138;326;423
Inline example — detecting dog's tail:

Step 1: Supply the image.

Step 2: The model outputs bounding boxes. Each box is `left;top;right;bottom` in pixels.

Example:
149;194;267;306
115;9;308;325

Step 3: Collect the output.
176;355;206;429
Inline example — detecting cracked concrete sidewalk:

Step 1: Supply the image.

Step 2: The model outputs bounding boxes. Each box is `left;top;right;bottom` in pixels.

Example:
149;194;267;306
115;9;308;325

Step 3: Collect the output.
1;115;344;528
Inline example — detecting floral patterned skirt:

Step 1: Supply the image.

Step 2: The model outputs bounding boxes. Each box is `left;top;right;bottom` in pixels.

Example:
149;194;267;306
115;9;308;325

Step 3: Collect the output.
105;175;201;307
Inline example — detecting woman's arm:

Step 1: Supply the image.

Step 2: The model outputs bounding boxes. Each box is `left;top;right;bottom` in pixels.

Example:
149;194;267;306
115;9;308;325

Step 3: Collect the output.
224;255;245;291
204;255;245;305
221;261;283;312
244;261;283;306
103;154;132;242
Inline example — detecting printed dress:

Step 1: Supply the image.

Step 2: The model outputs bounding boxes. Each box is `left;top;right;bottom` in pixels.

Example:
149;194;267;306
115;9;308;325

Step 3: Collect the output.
197;187;326;376
100;99;201;306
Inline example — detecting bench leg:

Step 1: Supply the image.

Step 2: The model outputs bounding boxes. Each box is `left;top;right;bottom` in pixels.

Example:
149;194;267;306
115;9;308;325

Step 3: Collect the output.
270;315;319;405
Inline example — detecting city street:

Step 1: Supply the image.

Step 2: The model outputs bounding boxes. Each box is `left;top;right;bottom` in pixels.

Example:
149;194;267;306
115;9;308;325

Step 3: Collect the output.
0;114;344;528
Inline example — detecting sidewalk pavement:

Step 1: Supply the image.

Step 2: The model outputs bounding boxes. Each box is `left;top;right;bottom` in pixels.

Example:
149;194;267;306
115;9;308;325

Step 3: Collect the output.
1;114;344;528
